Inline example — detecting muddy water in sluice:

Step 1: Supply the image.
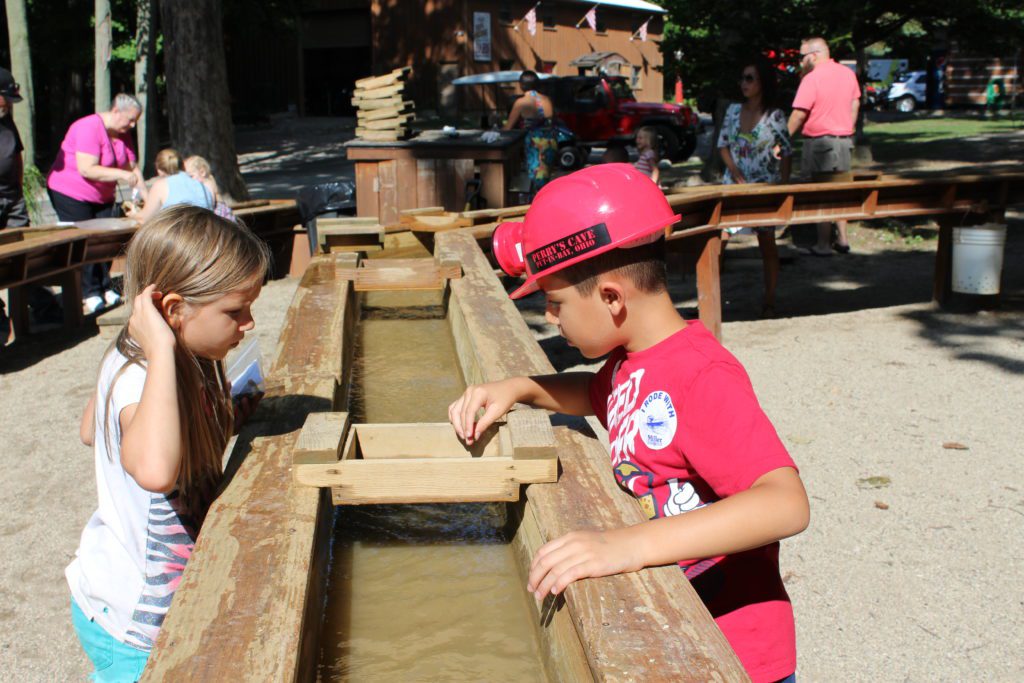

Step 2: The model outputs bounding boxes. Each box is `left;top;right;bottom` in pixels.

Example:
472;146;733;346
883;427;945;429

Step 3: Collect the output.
318;316;549;682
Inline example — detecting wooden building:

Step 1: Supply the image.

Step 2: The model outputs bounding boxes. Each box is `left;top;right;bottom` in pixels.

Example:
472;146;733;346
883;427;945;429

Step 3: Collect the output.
292;0;668;116
943;52;1022;108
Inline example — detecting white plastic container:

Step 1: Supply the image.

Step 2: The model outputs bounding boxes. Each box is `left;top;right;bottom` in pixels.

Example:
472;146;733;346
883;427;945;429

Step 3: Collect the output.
952;223;1007;295
225;338;265;398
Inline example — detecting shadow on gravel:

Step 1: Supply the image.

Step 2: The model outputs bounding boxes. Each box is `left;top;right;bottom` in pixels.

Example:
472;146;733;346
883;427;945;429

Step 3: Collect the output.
0;324;100;374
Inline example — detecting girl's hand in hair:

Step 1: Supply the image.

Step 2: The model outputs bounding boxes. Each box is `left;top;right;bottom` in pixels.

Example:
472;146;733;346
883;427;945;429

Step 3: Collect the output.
129;284;176;357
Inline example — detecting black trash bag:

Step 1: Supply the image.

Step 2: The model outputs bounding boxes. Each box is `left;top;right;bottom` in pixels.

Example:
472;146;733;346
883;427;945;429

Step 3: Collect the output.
296;181;356;255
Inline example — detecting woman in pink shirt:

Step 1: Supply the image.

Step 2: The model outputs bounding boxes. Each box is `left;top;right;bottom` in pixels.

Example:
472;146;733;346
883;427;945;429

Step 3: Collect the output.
47;93;147;313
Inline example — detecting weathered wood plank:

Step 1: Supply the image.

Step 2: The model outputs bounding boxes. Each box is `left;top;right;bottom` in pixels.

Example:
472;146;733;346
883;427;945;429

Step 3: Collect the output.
507;408;556;460
322;456;557;504
354;67;410;91
352;422;504;459
352;81;405;100
294;412;350;466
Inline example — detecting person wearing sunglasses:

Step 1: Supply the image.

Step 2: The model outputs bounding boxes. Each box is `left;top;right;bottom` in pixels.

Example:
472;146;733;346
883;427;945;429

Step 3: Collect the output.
717;58;792;316
788;37;861;255
0;67;34;342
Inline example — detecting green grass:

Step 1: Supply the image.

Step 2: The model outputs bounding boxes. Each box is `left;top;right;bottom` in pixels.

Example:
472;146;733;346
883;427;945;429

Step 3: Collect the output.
864;115;1023;165
865;116;1019;143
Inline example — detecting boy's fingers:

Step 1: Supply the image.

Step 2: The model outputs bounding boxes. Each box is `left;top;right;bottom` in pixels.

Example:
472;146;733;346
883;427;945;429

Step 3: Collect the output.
461;391;485;443
474;402;505;439
535;557;587;600
448;399;466;441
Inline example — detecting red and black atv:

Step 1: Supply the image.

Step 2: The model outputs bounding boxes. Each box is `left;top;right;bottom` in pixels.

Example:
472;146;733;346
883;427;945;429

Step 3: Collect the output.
546;75;700;166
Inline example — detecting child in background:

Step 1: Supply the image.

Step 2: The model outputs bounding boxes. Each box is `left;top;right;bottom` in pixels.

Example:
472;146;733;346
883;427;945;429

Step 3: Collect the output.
450;164;809;682
633;126;660;185
70;205;269;681
184;155;235;222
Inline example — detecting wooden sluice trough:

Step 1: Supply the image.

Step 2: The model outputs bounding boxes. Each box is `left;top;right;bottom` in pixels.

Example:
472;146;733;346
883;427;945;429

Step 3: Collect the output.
141;230;747;681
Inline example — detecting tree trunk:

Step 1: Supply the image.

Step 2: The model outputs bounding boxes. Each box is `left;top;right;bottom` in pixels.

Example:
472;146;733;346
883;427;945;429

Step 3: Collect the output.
95;0;112;110
160;0;248;200
4;0;35;168
134;0;158;175
853;46;873;165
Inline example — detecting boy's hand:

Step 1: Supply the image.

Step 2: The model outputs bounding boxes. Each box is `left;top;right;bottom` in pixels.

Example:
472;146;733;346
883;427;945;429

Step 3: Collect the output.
129;285;176;357
526;527;644;600
448;380;519;444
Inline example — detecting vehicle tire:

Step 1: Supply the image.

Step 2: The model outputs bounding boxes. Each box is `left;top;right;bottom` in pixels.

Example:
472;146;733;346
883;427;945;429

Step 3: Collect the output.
652;126;681;162
558;145;583;170
896;95;916;113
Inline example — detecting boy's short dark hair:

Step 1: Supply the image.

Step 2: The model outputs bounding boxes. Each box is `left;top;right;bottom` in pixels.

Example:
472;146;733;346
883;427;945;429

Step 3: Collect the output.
557;238;667;297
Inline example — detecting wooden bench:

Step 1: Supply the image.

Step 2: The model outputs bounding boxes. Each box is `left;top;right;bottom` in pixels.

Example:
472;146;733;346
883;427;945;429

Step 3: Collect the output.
664;173;1024;339
0;200;304;341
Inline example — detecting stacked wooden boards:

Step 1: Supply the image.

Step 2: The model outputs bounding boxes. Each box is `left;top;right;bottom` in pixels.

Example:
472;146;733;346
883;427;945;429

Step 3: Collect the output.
353;67;414;142
397;204;529;241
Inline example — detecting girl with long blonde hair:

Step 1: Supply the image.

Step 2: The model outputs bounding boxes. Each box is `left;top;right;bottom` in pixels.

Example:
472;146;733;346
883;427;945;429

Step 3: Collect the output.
69;205;270;679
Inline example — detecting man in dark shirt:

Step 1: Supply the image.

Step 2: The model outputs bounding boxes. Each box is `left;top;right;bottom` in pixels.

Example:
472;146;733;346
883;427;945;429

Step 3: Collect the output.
0;67;27;343
0;67;26;229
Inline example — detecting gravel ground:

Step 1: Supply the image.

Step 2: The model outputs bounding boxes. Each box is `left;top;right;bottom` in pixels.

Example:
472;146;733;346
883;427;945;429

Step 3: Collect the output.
1;116;1021;681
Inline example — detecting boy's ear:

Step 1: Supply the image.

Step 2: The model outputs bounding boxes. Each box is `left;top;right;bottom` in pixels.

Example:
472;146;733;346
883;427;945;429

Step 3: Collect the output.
159;292;185;329
598;280;625;315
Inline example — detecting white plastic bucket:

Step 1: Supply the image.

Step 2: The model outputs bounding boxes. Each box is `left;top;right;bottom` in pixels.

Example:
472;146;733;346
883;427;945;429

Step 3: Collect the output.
952;224;1007;295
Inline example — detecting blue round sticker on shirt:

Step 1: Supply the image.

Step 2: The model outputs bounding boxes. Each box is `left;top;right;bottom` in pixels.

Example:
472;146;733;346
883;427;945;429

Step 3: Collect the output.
638;390;677;450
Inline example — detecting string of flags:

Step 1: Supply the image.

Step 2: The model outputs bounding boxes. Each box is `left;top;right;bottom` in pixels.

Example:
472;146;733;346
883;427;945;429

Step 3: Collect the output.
514;3;652;40
630;18;651;42
575;4;599;30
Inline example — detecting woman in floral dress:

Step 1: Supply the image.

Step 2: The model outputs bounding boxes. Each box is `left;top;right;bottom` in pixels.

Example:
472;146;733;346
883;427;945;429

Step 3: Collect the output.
717;59;792;316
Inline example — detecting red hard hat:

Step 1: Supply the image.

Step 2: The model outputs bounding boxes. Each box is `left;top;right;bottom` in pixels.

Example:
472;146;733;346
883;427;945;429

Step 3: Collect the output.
492;163;679;299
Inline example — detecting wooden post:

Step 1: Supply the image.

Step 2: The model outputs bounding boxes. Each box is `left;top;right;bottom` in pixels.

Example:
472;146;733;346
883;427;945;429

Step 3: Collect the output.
294;412;349;466
58;270;84;329
694;230;723;340
933;216;954;306
507;409;556;460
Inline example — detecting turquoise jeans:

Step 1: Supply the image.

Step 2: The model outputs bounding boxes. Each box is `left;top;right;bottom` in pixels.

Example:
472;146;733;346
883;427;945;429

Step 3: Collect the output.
71;599;149;682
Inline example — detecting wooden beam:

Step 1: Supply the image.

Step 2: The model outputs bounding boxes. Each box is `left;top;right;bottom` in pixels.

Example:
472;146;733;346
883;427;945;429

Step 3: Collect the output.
321;457;557;504
294;412;350;466
354;67;410;91
694;231;723;341
350;422;504;459
352;82;405;101
507;408;556;460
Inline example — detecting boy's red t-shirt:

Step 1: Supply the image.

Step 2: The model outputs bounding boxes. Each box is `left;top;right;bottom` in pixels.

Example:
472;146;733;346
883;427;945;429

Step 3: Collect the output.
588;321;797;683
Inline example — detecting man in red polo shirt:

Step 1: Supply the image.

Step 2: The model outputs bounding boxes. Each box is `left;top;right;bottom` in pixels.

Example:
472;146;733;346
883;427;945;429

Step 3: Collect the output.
788;37;861;255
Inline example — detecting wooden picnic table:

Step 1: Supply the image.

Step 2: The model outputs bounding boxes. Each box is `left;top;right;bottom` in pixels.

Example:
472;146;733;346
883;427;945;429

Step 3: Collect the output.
664;172;1024;339
0;219;138;335
0;199;303;340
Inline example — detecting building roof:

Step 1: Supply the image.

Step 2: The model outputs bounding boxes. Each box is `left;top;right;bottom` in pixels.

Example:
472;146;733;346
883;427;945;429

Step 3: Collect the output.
564;0;668;14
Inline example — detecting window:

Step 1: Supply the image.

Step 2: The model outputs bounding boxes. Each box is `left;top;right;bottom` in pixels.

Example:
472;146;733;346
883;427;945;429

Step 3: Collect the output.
540;61;557;74
595;17;606;33
499;59;515;71
631;66;643;90
499;5;513;24
542;11;556;30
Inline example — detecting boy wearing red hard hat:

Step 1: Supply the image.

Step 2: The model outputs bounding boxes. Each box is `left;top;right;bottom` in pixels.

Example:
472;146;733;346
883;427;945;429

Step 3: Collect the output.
450;163;809;683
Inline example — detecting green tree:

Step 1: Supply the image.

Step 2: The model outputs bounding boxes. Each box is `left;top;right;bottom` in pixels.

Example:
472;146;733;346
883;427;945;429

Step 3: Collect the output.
4;0;35;167
160;0;247;200
95;0;112;109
